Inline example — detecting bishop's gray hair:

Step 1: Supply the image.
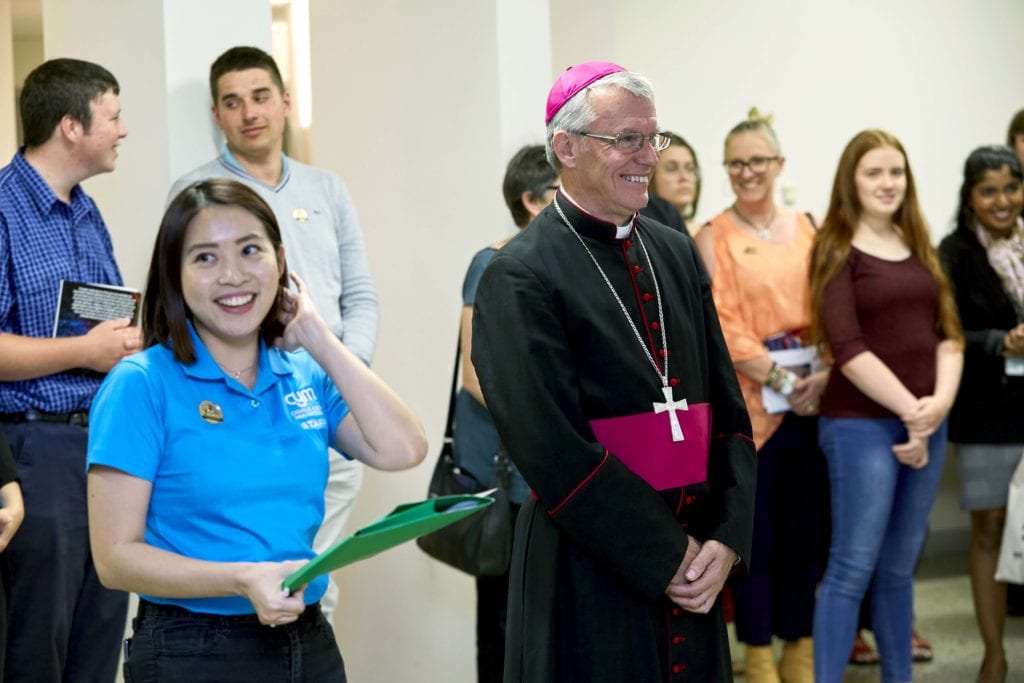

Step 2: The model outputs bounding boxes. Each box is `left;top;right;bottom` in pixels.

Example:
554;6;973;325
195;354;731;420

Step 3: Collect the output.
545;71;657;172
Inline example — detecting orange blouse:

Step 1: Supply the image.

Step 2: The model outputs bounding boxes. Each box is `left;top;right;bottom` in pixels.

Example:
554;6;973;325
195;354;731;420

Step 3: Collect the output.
702;211;816;448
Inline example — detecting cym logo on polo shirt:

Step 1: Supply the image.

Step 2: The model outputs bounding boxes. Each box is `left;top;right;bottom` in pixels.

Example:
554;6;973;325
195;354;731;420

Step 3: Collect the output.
284;387;326;430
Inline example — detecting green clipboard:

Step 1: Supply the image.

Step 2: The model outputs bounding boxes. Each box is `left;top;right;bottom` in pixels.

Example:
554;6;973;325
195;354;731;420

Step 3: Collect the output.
282;492;494;594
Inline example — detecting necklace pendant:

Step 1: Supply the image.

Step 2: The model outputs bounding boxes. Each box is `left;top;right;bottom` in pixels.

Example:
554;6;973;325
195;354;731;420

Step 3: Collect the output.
653;385;687;442
757;227;771;241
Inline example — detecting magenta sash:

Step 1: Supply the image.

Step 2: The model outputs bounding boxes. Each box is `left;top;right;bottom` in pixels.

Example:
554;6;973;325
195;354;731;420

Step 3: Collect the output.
588;402;710;491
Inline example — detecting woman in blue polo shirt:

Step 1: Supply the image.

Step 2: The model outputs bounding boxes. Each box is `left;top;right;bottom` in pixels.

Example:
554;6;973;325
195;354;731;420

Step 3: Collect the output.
86;179;427;682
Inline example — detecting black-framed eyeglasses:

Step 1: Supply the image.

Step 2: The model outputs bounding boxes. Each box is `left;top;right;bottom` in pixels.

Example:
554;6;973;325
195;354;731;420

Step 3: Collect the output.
723;156;780;175
572;131;672;153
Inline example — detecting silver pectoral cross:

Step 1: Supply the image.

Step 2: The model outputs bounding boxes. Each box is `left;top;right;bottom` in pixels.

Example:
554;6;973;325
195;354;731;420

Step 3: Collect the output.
653;385;687;442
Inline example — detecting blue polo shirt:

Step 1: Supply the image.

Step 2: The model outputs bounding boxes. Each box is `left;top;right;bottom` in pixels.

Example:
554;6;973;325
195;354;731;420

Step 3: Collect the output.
0;150;123;413
87;325;349;615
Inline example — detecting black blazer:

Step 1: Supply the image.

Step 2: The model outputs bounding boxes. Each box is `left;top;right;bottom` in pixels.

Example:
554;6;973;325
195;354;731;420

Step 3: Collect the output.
939;228;1024;443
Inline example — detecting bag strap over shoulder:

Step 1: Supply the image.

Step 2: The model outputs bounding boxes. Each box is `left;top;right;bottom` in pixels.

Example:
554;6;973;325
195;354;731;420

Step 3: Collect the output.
444;330;461;441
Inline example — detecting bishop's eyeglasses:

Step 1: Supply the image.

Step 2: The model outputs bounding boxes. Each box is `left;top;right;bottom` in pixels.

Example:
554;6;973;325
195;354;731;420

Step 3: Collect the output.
572;131;672;153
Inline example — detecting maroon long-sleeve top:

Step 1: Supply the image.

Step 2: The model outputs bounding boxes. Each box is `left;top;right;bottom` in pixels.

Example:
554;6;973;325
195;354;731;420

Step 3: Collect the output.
819;247;943;418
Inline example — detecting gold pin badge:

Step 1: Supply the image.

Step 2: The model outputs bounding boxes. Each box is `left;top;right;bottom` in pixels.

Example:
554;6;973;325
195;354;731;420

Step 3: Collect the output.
198;400;224;424
293;208;309;222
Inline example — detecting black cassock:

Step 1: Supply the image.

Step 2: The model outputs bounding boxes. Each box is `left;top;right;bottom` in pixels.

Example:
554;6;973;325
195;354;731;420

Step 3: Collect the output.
473;196;756;682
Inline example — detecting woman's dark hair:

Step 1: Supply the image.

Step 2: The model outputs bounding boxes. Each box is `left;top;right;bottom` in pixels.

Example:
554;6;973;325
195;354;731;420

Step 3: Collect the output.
955;145;1024;234
143;179;288;363
1006;108;1024;149
502;145;557;228
652;131;701;220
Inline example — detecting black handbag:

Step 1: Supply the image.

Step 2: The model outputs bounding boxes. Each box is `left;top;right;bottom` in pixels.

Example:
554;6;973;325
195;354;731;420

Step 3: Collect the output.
416;333;513;577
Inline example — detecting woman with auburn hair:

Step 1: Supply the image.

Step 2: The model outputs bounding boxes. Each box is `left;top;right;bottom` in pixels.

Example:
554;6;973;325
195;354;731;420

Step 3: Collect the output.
695;110;829;683
808;130;963;683
939;145;1024;683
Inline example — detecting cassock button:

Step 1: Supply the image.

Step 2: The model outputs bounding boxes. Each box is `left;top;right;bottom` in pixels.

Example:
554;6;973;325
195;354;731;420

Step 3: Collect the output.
651;322;660;330
671;607;681;617
686;495;696;504
625;239;633;249
673;636;684;644
673;664;683;674
643;292;653;302
669;378;680;387
659;349;668;358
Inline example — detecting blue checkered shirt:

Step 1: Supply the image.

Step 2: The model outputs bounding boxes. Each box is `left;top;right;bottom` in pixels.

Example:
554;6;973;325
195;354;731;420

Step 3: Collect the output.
0;150;124;413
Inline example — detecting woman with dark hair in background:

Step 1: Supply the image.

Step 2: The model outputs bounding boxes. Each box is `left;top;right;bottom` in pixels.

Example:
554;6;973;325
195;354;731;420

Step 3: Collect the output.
1007;109;1024;166
809;129;963;683
456;145;555;682
645;131;701;233
939;145;1024;683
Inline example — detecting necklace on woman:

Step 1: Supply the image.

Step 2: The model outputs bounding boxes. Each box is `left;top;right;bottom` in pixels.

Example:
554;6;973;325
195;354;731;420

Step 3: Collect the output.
732;202;777;241
218;360;257;380
552;197;688;442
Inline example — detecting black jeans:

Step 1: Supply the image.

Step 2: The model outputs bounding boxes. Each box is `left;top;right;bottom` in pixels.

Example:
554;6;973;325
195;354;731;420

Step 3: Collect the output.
124;600;345;683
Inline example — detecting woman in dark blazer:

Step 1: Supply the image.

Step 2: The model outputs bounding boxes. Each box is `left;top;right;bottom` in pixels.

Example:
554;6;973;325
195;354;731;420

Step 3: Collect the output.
939;145;1024;683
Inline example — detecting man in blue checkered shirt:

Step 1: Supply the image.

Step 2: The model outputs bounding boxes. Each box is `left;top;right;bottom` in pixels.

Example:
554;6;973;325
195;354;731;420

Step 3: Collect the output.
0;58;141;682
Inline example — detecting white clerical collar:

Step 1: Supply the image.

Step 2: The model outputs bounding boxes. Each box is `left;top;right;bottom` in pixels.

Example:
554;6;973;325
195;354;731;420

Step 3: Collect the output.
559;188;634;239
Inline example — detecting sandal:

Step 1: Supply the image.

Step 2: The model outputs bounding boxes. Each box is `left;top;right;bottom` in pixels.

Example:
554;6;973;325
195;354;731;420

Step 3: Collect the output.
911;629;933;663
849;631;880;665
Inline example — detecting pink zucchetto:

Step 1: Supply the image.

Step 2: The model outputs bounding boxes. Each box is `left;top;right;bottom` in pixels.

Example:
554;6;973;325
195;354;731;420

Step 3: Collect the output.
545;61;627;125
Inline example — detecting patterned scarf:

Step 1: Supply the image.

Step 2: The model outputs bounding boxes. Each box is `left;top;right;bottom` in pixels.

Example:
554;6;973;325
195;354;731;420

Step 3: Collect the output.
974;218;1024;320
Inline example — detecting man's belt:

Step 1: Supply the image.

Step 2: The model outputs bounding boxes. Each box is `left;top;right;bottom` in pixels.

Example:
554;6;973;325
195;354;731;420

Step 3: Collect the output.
0;409;89;427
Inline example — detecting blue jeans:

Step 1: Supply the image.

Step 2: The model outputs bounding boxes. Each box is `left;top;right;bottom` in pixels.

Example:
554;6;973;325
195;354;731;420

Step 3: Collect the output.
124;600;346;682
813;417;946;683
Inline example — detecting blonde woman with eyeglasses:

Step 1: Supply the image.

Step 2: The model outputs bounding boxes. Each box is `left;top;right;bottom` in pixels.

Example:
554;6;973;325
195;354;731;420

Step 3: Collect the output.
694;109;829;683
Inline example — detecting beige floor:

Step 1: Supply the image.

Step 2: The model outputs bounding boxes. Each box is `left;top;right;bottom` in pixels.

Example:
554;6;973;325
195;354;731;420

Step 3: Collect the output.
732;557;1024;682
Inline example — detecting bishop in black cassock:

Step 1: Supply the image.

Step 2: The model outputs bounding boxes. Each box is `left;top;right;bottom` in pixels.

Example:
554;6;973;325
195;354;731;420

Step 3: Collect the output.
472;62;755;682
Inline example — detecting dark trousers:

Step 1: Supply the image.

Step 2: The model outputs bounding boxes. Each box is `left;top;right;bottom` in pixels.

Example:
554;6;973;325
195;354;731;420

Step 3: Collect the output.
124;600;345;682
475;503;519;683
1;421;128;683
733;414;830;645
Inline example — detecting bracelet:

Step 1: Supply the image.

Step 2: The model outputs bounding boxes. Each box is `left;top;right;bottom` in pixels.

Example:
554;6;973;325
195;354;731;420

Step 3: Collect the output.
765;362;782;388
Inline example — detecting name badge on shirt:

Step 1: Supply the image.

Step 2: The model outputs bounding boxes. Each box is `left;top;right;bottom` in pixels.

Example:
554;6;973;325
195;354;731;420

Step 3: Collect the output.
1006;357;1024;377
198;400;224;424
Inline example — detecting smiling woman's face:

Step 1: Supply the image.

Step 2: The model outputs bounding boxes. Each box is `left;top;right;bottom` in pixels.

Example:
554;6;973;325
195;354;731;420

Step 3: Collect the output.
181;204;284;349
854;146;907;221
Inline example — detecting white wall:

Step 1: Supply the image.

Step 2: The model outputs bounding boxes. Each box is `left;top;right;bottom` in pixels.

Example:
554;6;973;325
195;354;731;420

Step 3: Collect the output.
556;0;1024;233
308;2;513;679
0;0;15;154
